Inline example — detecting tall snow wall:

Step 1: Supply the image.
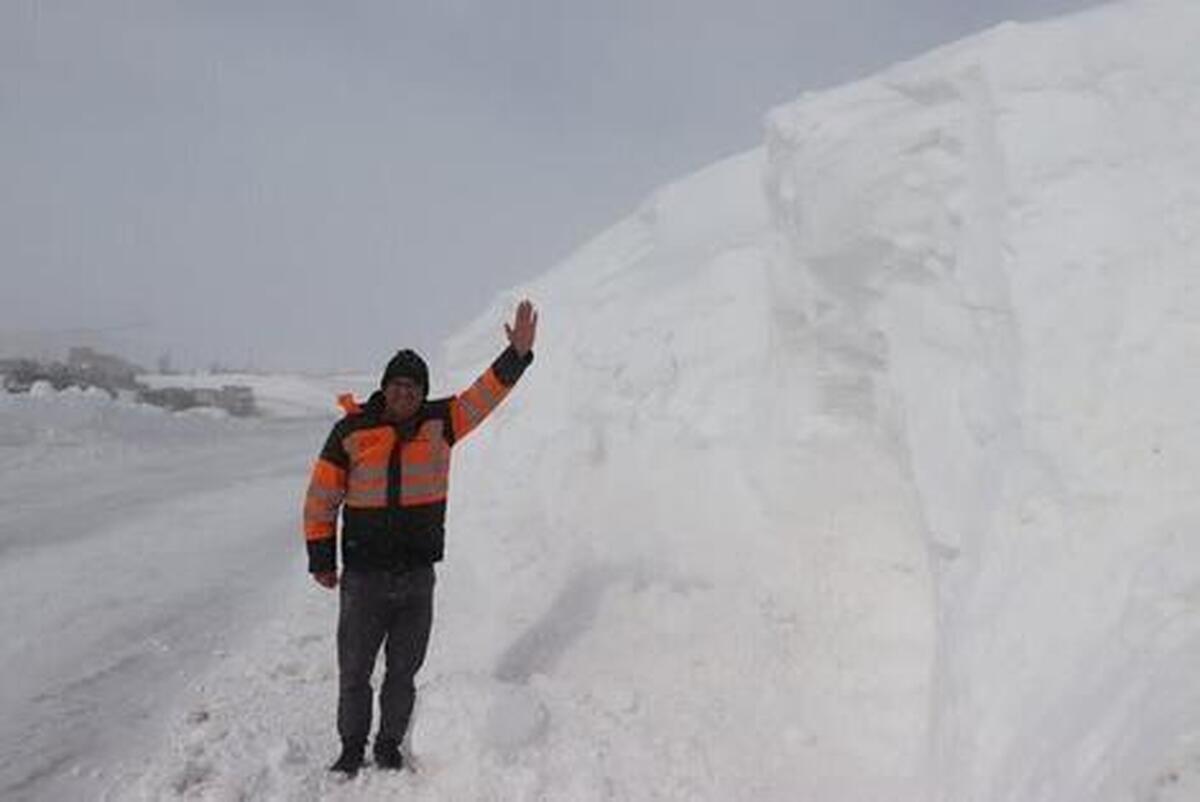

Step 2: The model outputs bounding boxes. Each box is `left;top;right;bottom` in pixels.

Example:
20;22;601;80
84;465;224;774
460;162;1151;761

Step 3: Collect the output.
436;1;1200;800
764;0;1200;798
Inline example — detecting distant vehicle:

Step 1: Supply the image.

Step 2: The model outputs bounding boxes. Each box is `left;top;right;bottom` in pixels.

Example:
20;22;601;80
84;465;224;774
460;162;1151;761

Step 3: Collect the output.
1;351;257;416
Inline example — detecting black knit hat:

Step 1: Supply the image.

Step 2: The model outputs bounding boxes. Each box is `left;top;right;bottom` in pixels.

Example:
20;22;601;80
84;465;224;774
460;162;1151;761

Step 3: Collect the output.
380;349;429;395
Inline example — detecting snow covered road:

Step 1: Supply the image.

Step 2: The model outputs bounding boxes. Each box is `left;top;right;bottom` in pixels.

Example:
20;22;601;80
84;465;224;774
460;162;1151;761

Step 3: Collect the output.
0;401;324;801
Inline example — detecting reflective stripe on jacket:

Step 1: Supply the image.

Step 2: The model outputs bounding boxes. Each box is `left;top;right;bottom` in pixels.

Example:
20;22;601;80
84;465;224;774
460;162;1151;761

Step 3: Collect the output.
303;345;532;572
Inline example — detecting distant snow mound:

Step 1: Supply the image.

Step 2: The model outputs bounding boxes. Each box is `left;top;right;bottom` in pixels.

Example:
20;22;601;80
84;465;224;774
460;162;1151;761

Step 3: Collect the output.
443;1;1200;800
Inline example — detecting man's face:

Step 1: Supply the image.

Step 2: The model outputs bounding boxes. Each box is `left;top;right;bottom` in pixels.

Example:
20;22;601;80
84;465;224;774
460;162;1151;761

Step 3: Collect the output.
383;376;423;421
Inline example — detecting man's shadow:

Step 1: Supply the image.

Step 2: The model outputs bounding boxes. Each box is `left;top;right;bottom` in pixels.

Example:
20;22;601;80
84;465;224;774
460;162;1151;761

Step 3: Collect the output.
492;562;627;684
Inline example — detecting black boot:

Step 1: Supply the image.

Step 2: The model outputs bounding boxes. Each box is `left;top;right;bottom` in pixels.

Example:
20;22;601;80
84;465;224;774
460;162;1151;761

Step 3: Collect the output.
329;741;366;776
373;736;404;770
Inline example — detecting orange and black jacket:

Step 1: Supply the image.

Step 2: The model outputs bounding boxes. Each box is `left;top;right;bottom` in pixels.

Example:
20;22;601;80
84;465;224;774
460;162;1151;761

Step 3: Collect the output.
303;346;532;573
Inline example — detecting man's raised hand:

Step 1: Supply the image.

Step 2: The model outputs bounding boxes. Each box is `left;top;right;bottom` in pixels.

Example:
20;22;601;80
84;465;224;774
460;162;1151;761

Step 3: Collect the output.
505;299;538;357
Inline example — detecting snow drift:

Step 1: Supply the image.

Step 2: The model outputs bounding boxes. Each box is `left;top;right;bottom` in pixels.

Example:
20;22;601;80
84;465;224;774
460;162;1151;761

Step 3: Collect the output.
111;1;1200;800
443;1;1200;799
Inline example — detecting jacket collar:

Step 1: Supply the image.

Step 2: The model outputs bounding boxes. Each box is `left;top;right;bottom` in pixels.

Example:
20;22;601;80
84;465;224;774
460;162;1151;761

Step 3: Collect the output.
340;390;424;434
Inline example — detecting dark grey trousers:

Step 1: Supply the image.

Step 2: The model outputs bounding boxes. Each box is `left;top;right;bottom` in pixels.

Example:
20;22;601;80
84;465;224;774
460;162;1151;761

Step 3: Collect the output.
337;566;435;746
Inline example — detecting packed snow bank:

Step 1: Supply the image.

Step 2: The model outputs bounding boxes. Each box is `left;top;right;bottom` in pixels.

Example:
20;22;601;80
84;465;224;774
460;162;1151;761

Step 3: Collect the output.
116;1;1200;800
438;146;934;800
446;1;1200;799
759;1;1200;799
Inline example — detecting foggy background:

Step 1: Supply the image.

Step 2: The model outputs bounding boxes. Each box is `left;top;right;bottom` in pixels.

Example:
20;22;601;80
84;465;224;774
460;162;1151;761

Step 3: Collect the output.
2;0;1104;373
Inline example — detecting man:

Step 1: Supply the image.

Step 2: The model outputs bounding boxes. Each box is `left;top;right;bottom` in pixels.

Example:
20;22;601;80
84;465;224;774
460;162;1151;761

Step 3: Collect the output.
303;299;538;776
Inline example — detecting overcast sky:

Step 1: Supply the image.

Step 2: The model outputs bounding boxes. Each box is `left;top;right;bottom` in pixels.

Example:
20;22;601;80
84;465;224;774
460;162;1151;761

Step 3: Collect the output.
3;0;1105;373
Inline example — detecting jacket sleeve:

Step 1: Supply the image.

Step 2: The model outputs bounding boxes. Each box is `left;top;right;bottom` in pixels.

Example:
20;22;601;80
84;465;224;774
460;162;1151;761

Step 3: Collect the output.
303;425;349;573
448;345;533;443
